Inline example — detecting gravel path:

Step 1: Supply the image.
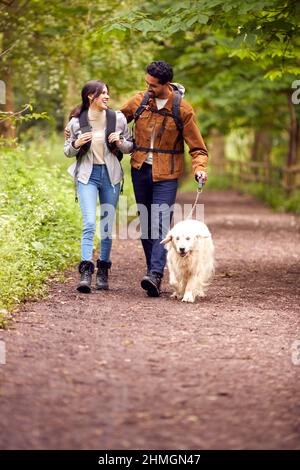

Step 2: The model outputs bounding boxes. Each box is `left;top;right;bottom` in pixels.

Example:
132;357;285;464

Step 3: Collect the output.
0;190;300;450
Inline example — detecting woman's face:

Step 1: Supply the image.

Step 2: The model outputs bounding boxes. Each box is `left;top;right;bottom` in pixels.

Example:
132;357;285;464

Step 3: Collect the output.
89;86;109;110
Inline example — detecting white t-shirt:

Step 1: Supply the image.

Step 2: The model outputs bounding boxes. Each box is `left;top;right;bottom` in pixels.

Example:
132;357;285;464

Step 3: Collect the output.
145;98;168;165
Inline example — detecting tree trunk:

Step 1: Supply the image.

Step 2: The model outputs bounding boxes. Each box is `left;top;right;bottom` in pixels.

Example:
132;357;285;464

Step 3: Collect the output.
209;129;226;175
251;129;273;181
0;23;16;141
285;90;300;192
64;65;79;127
287;90;299;167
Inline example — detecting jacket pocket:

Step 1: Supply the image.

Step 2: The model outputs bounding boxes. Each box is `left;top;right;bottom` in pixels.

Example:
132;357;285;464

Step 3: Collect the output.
173;154;184;174
157;153;171;176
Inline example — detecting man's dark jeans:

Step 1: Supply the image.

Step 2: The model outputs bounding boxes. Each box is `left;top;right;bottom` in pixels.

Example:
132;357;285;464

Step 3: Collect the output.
131;163;178;276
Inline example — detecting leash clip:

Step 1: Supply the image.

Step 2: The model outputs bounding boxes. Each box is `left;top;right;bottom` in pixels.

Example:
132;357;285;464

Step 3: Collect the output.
197;175;203;193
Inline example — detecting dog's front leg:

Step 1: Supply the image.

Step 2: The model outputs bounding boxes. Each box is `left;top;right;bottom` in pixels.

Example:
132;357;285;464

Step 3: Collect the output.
182;276;198;303
168;259;185;299
170;279;185;300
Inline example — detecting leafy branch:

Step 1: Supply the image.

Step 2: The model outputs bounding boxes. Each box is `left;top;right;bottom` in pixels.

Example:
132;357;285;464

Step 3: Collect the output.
0;104;49;124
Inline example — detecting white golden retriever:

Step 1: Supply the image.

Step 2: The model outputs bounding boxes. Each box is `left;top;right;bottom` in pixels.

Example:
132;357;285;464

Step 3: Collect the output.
161;219;214;303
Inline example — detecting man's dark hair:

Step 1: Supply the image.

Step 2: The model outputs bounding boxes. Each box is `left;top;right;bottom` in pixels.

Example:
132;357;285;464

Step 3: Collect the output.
146;61;173;84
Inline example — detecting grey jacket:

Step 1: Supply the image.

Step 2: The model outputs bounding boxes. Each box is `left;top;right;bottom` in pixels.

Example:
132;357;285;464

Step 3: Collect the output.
64;110;133;187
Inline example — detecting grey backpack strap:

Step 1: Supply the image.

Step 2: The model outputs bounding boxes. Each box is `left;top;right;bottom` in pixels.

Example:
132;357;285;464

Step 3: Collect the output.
73;110;92;202
105;109;123;161
134;92;151;122
105;108;117;152
172;90;183;134
77;110;92;159
78;109;91;133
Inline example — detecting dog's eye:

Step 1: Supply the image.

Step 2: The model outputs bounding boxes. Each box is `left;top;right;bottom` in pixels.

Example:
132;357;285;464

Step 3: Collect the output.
176;236;180;240
186;237;190;240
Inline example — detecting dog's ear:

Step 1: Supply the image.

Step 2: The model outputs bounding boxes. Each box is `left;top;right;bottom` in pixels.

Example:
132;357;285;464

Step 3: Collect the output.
160;234;172;245
196;233;211;239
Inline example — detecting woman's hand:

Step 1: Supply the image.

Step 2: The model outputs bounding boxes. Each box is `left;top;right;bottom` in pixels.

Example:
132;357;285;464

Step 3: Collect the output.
74;132;92;148
108;132;122;148
64;127;71;139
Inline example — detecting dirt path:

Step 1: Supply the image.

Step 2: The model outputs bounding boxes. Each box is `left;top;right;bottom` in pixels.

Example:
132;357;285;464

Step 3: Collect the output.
0;190;300;450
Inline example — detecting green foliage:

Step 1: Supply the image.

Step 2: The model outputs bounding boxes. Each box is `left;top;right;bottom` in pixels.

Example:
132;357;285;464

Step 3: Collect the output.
102;0;300;78
0;0;155;137
0;103;49;127
0;142;82;326
235;181;300;214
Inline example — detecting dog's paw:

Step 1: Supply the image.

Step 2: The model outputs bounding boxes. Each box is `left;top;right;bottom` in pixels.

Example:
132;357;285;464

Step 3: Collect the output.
182;291;195;303
171;291;183;300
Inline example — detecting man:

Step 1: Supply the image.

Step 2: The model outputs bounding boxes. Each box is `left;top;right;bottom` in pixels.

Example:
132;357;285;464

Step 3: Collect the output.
65;61;208;298
120;61;208;297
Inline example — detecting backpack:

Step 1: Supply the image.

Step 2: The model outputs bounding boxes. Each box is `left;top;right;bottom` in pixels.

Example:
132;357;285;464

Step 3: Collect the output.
132;83;184;156
72;108;123;202
76;108;123;162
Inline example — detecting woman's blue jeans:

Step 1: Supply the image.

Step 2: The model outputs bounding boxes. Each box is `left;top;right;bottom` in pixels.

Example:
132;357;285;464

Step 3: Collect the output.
78;164;120;262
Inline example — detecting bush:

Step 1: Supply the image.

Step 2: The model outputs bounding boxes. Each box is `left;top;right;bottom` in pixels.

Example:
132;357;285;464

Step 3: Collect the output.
0;143;82;326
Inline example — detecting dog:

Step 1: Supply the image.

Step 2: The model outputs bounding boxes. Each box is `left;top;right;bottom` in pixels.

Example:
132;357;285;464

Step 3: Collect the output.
161;219;214;303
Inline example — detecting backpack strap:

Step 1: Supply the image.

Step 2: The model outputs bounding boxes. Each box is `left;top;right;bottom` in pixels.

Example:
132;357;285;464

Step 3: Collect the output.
133;89;184;156
172;90;183;133
78;110;91;133
76;110;92;160
133;92;151;122
73;110;92;202
105;108;117;152
105;108;123;161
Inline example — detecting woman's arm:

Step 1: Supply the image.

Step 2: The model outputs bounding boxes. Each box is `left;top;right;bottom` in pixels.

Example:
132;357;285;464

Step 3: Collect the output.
64;118;80;158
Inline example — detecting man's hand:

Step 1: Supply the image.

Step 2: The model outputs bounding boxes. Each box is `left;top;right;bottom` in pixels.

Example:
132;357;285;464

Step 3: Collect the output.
196;171;207;183
64;127;71;139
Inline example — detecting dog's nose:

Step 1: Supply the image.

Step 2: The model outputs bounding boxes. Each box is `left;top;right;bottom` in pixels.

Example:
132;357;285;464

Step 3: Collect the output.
179;247;185;253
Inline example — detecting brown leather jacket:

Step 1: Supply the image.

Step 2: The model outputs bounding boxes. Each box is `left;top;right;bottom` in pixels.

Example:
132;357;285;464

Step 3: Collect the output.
120;87;208;181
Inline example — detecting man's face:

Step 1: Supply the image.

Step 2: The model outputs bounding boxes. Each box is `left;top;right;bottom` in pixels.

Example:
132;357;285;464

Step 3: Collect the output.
145;74;168;98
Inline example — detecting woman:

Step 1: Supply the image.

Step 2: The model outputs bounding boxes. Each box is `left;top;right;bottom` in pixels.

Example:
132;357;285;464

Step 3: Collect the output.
64;80;133;293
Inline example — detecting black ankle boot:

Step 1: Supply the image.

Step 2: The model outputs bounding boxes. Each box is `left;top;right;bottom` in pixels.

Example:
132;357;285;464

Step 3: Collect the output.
77;261;94;293
96;260;111;290
141;271;163;297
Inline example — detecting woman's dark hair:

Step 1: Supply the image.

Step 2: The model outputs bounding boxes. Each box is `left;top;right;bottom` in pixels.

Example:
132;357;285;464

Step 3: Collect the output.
146;61;173;84
69;80;108;119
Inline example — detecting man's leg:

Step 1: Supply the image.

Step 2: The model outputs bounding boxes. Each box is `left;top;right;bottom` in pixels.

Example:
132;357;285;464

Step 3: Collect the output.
141;177;178;297
151;178;178;275
131;164;153;273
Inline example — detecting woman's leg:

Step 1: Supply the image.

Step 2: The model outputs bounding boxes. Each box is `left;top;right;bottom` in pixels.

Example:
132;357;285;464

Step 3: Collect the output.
78;180;98;261
98;166;120;262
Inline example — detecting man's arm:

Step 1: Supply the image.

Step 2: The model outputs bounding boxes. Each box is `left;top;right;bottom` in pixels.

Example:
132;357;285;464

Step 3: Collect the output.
182;104;208;181
120;92;143;123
